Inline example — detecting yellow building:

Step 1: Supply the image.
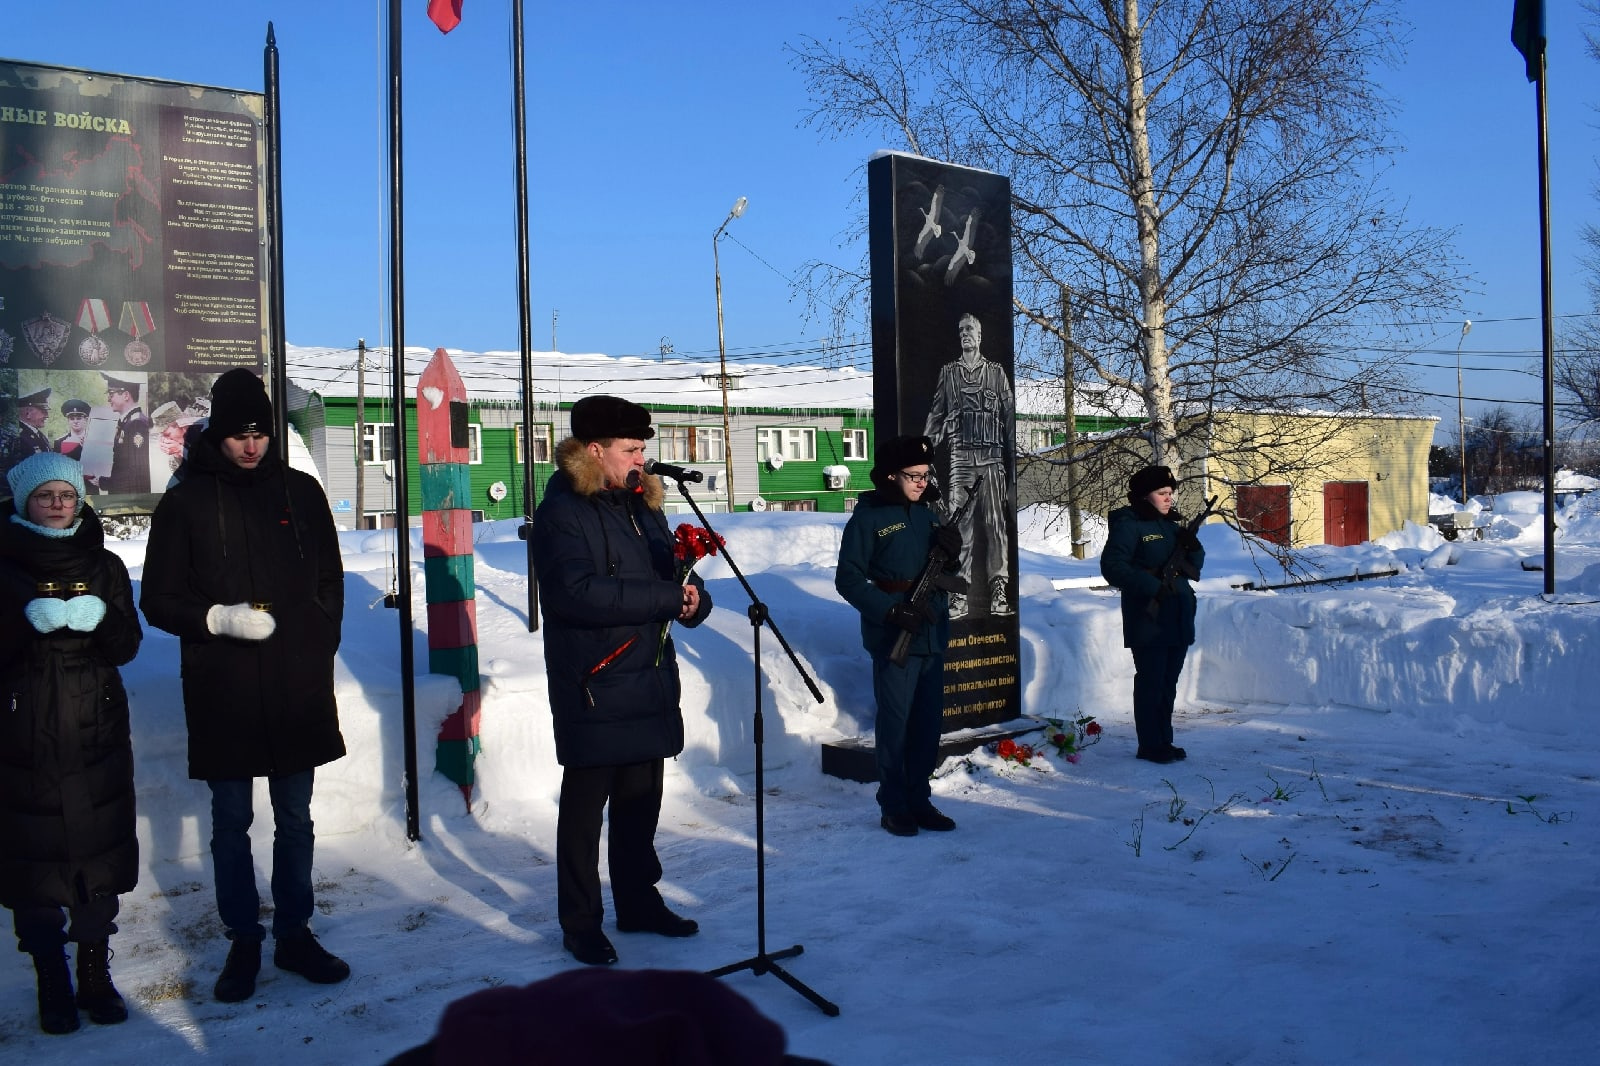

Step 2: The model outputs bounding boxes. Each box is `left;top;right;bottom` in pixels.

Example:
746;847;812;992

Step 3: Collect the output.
1018;409;1437;549
1197;411;1436;548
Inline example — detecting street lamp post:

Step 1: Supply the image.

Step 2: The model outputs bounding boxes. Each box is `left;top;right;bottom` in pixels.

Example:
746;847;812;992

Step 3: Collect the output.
714;196;747;510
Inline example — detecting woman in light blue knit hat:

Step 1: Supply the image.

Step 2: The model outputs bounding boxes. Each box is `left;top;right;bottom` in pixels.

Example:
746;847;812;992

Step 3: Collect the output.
0;451;143;1035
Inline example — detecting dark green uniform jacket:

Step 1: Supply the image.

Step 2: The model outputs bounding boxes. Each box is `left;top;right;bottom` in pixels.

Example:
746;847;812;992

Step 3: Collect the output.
1100;501;1205;648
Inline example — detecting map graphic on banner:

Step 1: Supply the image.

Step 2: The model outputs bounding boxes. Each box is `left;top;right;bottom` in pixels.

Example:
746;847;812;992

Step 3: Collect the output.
0;60;269;511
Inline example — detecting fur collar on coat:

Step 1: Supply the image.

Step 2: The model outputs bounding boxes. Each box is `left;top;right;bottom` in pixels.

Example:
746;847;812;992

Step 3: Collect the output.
553;436;666;510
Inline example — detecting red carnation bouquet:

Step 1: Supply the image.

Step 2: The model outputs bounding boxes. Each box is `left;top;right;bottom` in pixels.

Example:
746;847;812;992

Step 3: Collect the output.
657;523;724;665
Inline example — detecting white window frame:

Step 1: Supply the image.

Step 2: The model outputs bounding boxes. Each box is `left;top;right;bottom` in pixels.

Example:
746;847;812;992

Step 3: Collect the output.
514;423;553;465
466;424;483;465
756;426;816;463
658;424;724;464
842;428;868;461
360;421;395;464
694;426;725;463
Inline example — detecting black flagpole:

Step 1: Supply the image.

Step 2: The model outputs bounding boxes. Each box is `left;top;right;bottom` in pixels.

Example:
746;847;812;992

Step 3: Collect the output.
263;25;288;444
1531;47;1555;596
511;0;539;631
388;0;421;842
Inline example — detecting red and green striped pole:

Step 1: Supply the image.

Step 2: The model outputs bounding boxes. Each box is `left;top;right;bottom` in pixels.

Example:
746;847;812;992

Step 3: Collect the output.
418;348;480;809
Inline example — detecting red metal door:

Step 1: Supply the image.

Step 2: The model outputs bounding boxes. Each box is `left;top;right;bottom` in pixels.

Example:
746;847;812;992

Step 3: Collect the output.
1322;481;1369;546
1238;484;1291;545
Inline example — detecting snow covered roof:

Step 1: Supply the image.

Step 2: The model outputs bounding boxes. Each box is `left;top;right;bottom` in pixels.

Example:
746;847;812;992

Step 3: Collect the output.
285;344;874;413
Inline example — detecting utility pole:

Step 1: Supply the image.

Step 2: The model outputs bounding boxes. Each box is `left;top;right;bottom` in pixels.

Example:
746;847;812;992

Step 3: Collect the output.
551;309;558;351
1456;320;1472;506
355;338;367;531
1061;287;1084;559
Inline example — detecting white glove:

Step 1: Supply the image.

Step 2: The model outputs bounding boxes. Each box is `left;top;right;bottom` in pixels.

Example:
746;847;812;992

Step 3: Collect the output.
206;603;276;641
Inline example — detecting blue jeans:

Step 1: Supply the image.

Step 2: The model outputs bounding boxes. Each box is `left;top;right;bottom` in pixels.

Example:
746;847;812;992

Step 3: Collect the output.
873;653;945;816
208;771;315;942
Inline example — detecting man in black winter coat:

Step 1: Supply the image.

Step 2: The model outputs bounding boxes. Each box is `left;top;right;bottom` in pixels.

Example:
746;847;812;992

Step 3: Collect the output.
531;395;713;967
141;368;351;1003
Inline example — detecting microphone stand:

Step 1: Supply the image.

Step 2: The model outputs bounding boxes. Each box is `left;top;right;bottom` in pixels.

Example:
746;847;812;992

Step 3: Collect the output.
662;474;839;1017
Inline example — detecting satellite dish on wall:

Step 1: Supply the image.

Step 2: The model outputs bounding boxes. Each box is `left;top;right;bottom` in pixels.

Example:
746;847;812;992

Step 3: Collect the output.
488;481;508;502
767;455;784;470
750;496;768;512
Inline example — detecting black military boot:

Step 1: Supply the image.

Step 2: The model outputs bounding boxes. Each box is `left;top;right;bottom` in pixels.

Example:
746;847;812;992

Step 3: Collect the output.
75;939;129;1024
31;948;80;1035
214;937;262;1003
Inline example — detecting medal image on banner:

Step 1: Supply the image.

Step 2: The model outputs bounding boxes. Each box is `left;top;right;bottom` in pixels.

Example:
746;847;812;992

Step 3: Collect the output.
119;300;155;367
22;311;70;366
77;297;111;367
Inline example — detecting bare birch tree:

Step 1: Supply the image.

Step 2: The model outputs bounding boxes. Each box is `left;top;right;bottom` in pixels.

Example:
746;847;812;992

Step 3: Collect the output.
793;0;1461;485
1557;0;1600;433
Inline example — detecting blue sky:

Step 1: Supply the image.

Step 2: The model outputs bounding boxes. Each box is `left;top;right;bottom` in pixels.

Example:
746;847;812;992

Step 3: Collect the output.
4;1;1596;426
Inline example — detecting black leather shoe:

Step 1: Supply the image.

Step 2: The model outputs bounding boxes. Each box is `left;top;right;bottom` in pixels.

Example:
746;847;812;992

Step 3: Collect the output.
616;908;699;938
880;813;918;836
214;938;261;1003
274;931;350;985
913;806;957;832
1136;747;1178;765
563;929;618;965
1166;745;1188;761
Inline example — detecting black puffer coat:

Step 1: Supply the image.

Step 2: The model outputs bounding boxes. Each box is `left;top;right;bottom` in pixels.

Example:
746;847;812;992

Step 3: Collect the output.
140;436;345;780
531;438;712;769
0;506;142;909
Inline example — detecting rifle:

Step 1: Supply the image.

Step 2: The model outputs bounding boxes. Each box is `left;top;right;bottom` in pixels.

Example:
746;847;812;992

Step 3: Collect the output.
1146;495;1220;620
888;495;974;667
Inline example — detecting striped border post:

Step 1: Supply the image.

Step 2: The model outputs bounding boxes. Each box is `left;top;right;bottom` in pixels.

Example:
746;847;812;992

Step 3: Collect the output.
418;348;481;809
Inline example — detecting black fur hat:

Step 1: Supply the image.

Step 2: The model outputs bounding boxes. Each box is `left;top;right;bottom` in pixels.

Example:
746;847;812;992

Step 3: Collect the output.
871;435;936;488
1128;464;1178;502
570;395;655;442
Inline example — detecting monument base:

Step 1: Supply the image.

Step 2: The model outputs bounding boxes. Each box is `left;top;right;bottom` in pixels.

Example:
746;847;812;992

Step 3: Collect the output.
820;717;1043;784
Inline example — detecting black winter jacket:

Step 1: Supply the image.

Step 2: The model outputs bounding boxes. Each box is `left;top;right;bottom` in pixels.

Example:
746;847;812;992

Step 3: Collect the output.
140;437;345;780
0;506;142;909
531;438;711;769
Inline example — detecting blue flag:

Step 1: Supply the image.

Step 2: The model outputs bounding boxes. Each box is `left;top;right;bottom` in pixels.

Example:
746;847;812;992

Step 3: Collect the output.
1511;0;1545;82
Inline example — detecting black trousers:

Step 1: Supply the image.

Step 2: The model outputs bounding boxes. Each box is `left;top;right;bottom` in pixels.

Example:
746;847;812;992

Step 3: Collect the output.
556;759;666;934
1131;644;1189;751
11;895;119;955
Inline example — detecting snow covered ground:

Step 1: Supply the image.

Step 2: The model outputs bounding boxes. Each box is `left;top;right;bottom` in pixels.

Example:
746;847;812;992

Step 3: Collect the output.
4;494;1598;1064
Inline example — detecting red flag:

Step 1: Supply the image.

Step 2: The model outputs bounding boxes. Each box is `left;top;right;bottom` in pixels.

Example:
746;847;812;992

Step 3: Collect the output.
427;0;463;34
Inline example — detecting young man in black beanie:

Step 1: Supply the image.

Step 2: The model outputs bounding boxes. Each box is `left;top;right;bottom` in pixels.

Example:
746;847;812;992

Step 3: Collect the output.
531;394;714;966
835;435;963;836
141;367;352;1001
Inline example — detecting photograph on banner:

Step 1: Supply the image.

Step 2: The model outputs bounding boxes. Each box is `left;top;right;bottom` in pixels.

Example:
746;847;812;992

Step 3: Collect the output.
0;59;270;512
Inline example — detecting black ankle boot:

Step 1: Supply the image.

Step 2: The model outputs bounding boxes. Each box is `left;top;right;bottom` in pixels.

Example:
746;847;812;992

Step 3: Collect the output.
75;939;129;1025
31;948;80;1035
214;937;262;1003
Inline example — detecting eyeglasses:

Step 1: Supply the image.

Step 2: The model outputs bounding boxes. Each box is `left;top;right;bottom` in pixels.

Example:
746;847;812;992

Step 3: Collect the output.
30;491;80;507
896;470;932;484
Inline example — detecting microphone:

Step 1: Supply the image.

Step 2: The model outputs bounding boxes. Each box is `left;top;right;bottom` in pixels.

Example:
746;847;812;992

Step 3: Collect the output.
644;459;705;483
